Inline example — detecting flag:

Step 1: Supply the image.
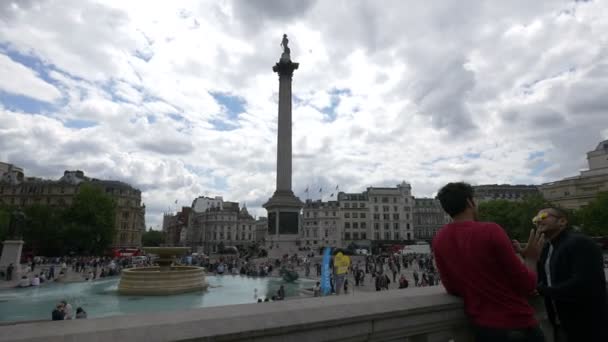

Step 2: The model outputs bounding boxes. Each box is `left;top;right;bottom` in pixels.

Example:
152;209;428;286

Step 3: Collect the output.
175;199;178;204
305;187;309;193
330;193;334;197
319;187;323;192
335;185;339;190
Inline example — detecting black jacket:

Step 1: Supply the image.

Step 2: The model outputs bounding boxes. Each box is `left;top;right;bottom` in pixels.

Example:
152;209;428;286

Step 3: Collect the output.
537;230;608;341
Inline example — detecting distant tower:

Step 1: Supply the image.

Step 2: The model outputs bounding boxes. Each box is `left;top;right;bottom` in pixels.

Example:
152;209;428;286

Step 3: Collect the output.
263;34;303;255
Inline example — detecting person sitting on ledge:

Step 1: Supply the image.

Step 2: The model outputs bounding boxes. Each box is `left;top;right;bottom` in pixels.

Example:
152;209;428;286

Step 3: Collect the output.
18;275;30;288
75;307;87;319
31;274;40;286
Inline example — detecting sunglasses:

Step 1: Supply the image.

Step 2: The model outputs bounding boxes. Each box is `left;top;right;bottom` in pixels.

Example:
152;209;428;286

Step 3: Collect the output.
532;212;560;225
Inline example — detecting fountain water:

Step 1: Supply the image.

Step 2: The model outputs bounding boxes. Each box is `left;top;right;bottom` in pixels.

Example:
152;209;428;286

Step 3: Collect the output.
118;247;207;295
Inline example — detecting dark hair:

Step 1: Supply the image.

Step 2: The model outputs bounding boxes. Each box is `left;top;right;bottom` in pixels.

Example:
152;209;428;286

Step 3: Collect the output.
437;182;475;217
76;307;84;313
544;207;569;223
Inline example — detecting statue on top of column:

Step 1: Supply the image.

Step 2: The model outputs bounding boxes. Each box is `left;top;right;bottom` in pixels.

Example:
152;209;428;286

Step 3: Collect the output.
280;34;291;62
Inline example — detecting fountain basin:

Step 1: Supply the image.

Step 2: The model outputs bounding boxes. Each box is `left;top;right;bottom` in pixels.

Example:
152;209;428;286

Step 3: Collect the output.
118;266;207;296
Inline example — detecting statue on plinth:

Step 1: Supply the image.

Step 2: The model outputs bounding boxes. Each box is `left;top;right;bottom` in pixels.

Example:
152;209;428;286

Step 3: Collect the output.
280;34;291;62
7;210;25;240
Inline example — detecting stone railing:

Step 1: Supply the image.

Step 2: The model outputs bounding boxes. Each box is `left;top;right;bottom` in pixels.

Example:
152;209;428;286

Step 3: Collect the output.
0;286;551;342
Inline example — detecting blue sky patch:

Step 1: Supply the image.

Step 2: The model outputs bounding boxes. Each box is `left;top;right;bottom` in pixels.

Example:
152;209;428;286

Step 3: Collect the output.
64;119;98;129
464;152;481;159
210;92;245;131
321;88;351;122
0;92;56;114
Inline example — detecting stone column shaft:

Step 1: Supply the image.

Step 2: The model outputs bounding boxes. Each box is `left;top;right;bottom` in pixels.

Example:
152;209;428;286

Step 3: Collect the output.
276;73;293;191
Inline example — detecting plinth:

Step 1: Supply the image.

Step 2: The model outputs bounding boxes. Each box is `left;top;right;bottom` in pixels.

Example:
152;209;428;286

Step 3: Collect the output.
0;240;23;276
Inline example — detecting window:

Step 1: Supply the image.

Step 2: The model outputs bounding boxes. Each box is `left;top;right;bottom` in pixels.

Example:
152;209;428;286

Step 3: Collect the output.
393;213;399;220
325;230;328;237
353;232;359;240
360;213;366;219
394;232;400;239
332;211;336;216
306;229;310;237
374;197;378;203
344;233;351;240
383;214;390;220
361;233;367;239
394;222;399;230
361;222;367;229
344;222;351;229
325;211;328;216
352;212;358;218
385;232;390;240
306;212;310;217
344;212;350;218
373;214;380;219
374;232;380;240
345;203;350;208
353;222;358;229
384;223;389;230
393;197;397;203
406;213;409;219
393;206;398;211
407;223;411;229
374;223;380;230
374;205;379;212
359;203;365;208
314;229;318;237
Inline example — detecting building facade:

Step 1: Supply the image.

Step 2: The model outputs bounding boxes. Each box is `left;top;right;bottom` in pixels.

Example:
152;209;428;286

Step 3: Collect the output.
301;200;341;248
540;140;608;209
300;182;415;249
413;198;451;241
0;167;146;248
162;207;191;246
187;201;256;254
472;184;540;203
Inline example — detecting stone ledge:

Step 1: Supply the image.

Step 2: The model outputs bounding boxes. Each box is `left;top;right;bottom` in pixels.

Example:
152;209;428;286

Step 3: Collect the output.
0;287;544;342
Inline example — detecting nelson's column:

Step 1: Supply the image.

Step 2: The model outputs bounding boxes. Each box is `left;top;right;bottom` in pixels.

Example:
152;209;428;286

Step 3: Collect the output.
263;34;303;256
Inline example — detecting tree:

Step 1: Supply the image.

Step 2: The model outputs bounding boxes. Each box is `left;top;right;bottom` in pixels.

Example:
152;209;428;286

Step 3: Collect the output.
576;192;608;236
62;183;116;255
142;229;164;247
478;195;550;241
23;204;65;256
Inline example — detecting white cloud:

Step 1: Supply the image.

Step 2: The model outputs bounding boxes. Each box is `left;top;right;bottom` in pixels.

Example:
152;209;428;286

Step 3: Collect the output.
0;53;61;102
0;0;607;229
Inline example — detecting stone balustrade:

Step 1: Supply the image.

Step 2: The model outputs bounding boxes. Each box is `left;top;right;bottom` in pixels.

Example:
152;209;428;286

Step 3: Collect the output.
0;286;551;342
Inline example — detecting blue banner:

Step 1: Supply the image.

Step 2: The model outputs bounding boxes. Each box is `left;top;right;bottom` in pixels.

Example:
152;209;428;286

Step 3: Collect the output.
320;247;332;296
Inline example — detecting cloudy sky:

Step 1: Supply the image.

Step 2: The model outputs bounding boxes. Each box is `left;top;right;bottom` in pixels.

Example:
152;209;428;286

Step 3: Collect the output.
1;0;606;228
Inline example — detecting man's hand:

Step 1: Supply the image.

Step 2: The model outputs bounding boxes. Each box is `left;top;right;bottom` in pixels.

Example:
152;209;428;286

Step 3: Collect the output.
521;229;545;262
512;239;523;255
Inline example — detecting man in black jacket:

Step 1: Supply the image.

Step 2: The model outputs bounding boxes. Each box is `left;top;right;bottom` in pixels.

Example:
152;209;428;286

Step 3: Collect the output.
534;207;608;341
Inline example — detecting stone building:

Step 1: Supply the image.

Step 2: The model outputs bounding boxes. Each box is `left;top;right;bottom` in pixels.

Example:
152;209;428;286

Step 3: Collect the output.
301;200;341;248
254;217;268;242
162;207;191;246
187;200;256;254
412;198;451;241
300;182;415;249
472;184;540;203
0;167;146;248
540;140;608;209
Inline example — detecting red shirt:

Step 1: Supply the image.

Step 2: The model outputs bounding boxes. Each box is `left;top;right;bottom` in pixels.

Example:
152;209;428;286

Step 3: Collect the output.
433;221;538;329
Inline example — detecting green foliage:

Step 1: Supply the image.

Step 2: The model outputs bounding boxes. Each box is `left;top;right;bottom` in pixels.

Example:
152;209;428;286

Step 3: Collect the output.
575;192;608;236
62;184;116;255
478;195;549;241
0;184;116;256
142;229;164;247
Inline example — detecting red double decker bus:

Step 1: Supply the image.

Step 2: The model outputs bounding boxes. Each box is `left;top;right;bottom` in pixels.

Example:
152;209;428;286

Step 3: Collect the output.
111;248;143;258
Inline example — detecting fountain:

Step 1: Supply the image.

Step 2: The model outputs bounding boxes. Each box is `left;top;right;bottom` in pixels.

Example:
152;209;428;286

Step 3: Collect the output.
118;247;207;295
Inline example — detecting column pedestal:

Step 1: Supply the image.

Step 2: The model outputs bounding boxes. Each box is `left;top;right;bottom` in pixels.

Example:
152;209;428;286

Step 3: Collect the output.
0;240;24;277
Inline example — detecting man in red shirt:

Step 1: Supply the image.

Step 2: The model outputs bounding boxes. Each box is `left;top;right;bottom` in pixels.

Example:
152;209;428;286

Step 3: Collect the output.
433;182;546;342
